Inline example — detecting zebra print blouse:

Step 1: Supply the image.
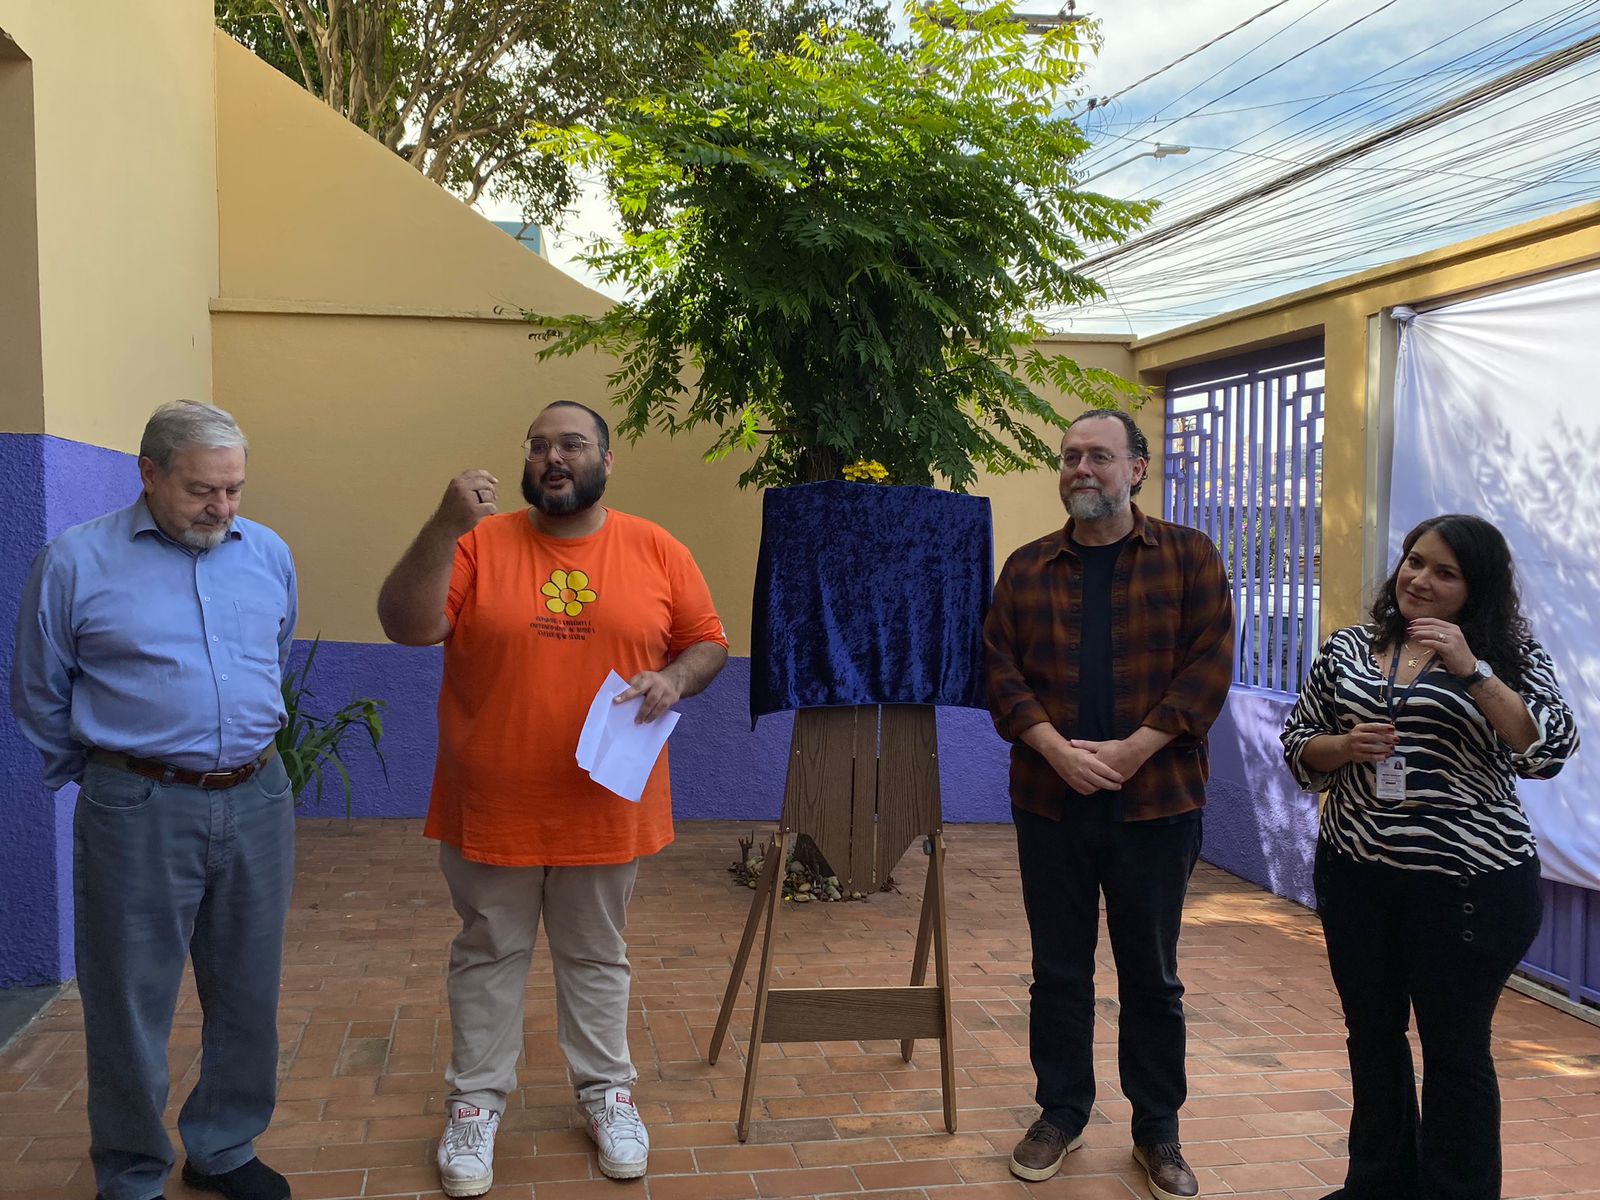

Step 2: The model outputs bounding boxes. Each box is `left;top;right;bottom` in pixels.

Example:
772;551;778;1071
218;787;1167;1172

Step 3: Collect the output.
1281;625;1579;876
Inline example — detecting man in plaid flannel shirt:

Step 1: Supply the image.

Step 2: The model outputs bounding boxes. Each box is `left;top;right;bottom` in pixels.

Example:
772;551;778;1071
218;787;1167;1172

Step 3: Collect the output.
985;409;1234;1200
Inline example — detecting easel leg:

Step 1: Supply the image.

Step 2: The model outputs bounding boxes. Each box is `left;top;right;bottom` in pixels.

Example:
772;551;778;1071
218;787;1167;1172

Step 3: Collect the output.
931;829;957;1133
709;836;782;1066
900;851;936;1063
737;831;788;1142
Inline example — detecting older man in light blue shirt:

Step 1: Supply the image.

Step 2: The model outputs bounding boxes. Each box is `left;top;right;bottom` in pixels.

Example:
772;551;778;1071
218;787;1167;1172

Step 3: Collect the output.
11;401;298;1200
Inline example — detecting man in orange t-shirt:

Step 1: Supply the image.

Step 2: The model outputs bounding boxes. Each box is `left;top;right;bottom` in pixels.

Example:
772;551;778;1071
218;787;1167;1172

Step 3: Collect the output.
378;401;728;1196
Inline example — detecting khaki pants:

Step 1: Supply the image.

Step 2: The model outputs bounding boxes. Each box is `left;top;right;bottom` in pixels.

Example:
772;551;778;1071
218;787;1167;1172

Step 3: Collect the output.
440;844;639;1112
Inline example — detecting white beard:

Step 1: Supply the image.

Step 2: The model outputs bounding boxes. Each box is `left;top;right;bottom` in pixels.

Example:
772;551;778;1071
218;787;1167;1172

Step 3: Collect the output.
1066;483;1129;523
180;522;232;550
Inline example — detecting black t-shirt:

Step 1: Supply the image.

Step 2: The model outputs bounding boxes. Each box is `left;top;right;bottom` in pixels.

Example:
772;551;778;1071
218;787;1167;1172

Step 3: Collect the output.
1063;534;1200;827
1072;535;1124;745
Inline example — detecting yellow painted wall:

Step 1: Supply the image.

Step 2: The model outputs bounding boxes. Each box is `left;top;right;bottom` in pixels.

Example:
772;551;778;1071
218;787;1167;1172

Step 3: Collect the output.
211;31;1138;653
212;309;771;650
214;34;603;319
0;0;216;448
212;33;761;648
0;28;43;433
1129;202;1600;637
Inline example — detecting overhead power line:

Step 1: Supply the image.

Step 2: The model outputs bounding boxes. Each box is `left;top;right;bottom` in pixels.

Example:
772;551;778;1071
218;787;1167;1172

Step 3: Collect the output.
1071;28;1600;275
1167;140;1591;188
1078;0;1396;172
1093;0;1303;107
1135;0;1600;213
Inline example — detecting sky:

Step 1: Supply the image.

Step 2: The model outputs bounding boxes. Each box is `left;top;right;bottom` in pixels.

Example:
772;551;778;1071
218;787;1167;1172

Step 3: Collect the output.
481;0;1600;335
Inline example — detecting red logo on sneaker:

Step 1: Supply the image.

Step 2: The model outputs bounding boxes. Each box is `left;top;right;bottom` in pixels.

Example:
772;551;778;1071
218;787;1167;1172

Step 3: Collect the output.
454;1104;482;1118
615;1091;633;1107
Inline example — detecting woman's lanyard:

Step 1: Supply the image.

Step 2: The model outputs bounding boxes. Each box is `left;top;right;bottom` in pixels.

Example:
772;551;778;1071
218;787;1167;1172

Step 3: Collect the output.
1385;647;1439;723
1375;647;1438;803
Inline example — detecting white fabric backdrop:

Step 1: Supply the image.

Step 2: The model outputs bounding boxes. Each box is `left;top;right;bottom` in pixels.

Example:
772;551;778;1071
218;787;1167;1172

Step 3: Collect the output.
1391;267;1600;890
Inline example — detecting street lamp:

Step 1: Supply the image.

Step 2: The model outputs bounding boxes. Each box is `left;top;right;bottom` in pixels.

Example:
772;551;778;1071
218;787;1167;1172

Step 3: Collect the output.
925;1;1090;34
1018;1;1088;33
1079;143;1190;185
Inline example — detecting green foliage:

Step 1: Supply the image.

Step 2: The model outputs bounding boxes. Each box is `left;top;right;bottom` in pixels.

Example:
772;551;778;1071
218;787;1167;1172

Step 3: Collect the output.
276;636;387;819
525;0;1154;490
215;0;891;222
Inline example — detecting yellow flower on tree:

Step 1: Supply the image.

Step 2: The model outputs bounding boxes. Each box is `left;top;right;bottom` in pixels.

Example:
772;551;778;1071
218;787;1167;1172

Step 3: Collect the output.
541;569;597;616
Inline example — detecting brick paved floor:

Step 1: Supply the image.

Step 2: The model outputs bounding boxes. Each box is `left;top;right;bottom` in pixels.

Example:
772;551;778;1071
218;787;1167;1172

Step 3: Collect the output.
4;820;1599;1200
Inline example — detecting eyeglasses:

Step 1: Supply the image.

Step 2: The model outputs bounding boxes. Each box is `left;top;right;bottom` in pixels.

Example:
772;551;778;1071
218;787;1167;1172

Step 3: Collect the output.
1061;449;1140;469
522;435;599;461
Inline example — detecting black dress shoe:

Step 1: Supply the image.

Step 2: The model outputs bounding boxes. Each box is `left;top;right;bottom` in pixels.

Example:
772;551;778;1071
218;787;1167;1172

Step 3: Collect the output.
181;1158;291;1200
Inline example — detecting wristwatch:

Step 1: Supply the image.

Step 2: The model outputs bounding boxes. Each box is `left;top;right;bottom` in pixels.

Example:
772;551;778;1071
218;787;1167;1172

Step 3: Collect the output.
1460;659;1494;686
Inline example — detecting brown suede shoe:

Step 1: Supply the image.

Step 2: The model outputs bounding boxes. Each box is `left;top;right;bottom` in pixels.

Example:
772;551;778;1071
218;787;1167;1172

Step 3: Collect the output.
1133;1142;1199;1200
1008;1119;1085;1182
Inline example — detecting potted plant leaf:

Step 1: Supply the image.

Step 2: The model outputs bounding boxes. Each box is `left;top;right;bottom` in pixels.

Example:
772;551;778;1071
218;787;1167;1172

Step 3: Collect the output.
277;636;387;820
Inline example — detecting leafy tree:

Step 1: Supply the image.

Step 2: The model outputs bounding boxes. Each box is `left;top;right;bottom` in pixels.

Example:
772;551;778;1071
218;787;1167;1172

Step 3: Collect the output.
526;1;1154;490
216;0;891;222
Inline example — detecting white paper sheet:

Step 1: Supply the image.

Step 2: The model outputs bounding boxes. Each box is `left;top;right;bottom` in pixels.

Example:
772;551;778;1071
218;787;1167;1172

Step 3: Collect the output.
576;670;680;803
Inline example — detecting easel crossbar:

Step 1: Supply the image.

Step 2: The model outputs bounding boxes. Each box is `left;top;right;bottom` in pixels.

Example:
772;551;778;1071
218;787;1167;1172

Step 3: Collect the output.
760;986;945;1044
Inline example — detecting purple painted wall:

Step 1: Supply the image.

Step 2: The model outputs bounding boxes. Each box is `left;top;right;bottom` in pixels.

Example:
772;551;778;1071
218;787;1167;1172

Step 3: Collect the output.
1198;687;1318;908
1;434;139;986
1522;878;1600;1007
282;640;441;819
294;645;1329;893
283;646;1020;824
0;435;52;987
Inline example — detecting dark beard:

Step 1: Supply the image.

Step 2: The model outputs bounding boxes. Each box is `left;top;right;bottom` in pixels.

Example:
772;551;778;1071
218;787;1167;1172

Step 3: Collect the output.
522;461;607;515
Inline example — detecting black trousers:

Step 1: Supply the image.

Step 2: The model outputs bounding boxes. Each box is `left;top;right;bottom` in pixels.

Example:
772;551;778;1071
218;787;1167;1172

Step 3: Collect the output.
1014;804;1202;1145
1314;842;1543;1200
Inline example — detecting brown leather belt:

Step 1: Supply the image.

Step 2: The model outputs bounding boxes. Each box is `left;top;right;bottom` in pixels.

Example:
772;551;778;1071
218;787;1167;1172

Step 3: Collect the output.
90;744;278;790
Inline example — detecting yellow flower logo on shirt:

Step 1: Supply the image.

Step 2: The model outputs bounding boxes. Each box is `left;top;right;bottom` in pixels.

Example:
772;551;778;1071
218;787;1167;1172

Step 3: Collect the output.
542;569;597;617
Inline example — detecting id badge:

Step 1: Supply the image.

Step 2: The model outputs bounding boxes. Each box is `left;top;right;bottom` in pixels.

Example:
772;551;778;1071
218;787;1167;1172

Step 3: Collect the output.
1374;754;1407;803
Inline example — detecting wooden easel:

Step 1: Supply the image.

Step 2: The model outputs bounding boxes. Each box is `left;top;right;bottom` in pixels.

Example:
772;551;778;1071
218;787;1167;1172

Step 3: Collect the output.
707;703;956;1141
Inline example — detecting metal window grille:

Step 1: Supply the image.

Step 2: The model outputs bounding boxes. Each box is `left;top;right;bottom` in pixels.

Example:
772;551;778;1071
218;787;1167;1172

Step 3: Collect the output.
1164;338;1326;692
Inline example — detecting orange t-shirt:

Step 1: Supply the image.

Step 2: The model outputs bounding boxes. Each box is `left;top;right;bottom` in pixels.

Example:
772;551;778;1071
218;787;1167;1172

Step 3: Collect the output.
423;508;727;866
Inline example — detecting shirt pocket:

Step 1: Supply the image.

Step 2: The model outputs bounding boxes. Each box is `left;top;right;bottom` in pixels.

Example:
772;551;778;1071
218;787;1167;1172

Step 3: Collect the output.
1135;587;1183;649
233;600;284;666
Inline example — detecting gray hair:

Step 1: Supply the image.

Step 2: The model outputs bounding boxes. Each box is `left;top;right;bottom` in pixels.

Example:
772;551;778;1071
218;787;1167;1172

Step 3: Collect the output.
139;400;248;470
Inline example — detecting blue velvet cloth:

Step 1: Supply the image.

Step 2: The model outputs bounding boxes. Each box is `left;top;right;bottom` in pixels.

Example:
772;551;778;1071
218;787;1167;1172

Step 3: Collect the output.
750;481;993;720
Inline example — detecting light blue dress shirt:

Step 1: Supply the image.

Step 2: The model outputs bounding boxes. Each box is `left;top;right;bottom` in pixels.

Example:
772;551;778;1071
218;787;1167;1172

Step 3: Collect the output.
11;498;298;790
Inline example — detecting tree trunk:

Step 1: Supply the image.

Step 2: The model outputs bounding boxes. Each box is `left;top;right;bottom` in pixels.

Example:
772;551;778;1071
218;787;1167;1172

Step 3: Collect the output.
797;444;843;483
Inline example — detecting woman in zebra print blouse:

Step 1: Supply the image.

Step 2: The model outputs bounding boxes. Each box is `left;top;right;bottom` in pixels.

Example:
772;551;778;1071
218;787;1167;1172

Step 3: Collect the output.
1281;513;1578;1200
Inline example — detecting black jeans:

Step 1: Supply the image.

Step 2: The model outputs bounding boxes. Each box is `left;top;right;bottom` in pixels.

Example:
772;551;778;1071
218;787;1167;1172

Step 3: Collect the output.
1314;843;1543;1200
1014;804;1202;1145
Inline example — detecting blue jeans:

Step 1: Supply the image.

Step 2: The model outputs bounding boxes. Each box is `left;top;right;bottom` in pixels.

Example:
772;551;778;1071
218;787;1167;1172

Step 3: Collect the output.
73;753;295;1200
1014;804;1202;1146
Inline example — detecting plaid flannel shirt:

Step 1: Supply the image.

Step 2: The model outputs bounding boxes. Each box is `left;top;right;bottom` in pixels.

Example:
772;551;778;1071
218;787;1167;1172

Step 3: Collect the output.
984;504;1235;822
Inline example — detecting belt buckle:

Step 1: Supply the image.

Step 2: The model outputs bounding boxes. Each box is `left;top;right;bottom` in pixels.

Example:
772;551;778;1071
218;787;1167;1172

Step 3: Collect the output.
198;768;233;789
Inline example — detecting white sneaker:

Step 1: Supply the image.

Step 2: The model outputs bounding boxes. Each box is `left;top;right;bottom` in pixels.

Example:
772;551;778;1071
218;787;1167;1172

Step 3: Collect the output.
582;1085;649;1179
437;1102;500;1197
